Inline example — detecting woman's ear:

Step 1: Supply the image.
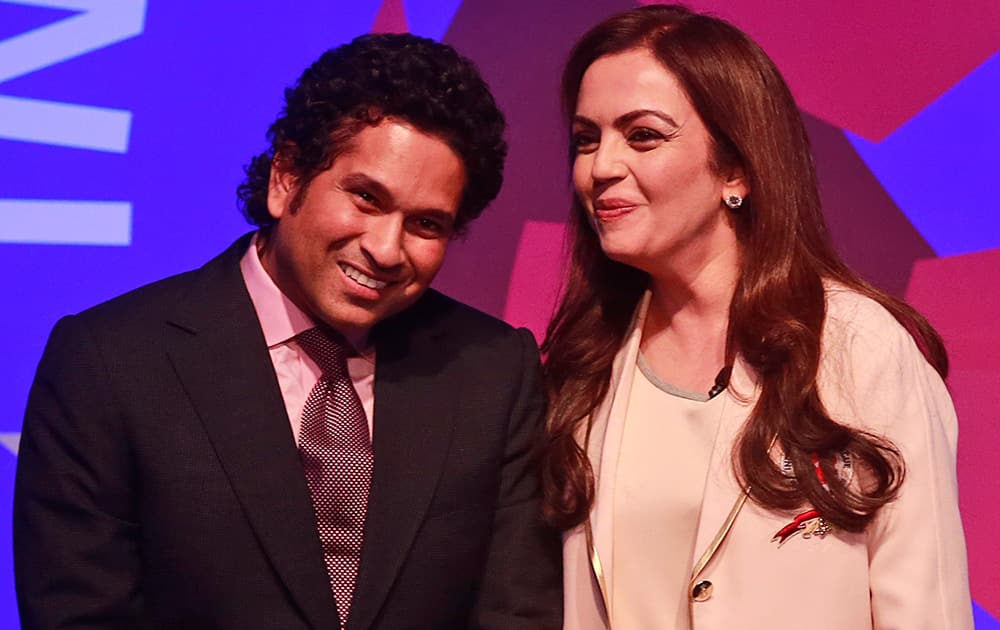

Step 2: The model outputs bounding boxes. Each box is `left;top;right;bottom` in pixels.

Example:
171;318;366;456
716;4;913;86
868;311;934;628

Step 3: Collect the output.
723;167;748;200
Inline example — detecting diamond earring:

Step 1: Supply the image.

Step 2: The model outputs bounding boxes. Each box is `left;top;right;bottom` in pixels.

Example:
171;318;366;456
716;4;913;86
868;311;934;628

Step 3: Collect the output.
724;193;743;209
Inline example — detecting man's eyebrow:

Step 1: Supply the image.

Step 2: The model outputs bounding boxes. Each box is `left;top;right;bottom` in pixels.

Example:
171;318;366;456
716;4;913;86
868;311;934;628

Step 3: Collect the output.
572;109;680;130
340;172;392;202
340;172;458;222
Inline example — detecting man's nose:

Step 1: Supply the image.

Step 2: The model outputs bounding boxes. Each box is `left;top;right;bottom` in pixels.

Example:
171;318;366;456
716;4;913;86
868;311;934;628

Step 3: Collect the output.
359;214;406;269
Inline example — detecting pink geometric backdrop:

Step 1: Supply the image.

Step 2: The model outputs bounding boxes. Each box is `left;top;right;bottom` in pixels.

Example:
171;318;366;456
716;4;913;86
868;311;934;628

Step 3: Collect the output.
407;0;1000;623
9;0;992;626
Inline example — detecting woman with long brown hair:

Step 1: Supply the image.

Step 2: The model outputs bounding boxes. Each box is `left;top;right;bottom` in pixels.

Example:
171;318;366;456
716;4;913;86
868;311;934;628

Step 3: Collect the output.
542;5;972;629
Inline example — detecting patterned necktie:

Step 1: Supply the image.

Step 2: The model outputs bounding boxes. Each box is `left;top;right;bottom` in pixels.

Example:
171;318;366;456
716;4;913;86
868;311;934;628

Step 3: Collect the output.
296;327;373;628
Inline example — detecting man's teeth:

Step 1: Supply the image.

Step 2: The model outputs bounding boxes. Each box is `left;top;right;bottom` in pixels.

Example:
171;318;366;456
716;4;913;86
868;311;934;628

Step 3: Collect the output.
342;265;388;289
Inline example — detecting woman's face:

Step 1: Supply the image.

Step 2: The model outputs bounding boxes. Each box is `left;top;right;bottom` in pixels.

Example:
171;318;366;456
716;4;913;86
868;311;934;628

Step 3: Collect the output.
571;48;744;277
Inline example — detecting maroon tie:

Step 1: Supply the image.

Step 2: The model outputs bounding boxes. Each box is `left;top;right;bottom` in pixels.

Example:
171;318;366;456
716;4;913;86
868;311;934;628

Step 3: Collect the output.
296;327;373;628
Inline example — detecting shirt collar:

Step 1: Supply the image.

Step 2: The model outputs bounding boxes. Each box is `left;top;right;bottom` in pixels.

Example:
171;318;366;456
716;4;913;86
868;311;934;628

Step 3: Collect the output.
239;233;372;355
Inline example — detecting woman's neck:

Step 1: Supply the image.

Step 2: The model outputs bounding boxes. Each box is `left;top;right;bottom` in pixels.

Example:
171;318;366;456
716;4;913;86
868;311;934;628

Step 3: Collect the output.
639;245;739;393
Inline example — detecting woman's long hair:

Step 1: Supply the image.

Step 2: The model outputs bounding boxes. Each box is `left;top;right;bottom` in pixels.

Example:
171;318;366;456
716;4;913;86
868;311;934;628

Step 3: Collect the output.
541;5;947;532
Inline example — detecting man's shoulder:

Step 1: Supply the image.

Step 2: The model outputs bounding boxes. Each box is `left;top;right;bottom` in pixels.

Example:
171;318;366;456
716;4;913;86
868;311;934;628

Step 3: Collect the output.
376;289;540;369
71;235;250;331
399;289;526;341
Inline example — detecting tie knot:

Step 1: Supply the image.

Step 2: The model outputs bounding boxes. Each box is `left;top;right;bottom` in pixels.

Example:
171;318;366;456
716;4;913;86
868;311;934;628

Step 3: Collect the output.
297;327;350;378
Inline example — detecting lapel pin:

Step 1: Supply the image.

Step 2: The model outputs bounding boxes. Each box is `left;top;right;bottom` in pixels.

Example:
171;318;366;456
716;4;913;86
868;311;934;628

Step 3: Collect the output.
772;509;832;545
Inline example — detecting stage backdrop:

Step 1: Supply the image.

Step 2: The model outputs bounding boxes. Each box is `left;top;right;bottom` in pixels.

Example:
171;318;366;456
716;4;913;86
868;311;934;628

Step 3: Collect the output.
1;0;997;626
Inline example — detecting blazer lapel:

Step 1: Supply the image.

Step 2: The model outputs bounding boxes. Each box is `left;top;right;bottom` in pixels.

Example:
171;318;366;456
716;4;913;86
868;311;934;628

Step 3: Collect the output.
584;290;650;621
688;358;760;585
165;237;340;630
347;296;460;630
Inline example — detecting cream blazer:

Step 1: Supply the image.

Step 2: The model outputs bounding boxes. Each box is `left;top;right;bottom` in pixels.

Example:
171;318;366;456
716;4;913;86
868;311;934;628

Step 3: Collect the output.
563;287;973;630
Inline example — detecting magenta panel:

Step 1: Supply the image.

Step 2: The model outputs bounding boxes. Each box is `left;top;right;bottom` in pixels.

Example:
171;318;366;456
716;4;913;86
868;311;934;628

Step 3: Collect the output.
649;0;1000;141
906;248;1000;618
433;0;633;317
804;113;934;297
371;0;409;33
502;221;568;343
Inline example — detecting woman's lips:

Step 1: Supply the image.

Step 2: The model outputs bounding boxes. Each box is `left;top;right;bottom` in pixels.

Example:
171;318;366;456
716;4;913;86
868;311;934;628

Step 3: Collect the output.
594;199;639;221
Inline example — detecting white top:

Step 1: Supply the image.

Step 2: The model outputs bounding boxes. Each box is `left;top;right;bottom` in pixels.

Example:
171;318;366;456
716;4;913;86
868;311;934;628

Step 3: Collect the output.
611;355;725;629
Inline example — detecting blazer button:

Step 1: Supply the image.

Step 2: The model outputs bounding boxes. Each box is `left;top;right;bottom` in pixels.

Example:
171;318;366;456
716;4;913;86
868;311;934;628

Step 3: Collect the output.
691;580;713;602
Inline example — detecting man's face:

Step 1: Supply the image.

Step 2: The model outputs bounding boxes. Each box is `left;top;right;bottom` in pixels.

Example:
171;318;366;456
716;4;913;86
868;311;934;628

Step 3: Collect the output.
261;118;467;339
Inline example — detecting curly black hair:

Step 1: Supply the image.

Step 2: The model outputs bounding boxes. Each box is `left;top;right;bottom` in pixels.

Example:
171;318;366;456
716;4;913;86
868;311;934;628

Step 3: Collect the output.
237;33;507;235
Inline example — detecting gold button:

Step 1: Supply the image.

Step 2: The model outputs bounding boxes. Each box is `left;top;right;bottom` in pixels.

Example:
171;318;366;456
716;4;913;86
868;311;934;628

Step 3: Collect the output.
691;580;713;602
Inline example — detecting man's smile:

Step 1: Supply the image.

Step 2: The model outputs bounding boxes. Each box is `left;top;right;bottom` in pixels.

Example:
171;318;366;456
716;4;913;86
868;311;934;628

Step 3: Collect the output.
339;262;391;290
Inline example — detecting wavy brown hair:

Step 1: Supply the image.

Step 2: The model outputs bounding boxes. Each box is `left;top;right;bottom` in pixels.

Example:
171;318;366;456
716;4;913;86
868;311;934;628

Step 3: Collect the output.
541;5;948;532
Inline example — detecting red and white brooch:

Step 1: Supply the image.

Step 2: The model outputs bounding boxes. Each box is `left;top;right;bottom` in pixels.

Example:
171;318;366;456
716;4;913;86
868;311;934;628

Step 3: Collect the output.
771;451;852;545
772;508;832;545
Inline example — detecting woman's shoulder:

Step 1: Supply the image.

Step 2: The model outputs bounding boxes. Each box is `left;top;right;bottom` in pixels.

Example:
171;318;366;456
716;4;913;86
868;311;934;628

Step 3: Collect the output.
821;281;915;358
817;281;950;431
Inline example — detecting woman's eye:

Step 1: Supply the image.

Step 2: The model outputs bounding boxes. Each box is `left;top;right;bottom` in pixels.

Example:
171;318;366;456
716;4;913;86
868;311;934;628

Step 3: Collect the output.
627;128;663;145
572;133;599;153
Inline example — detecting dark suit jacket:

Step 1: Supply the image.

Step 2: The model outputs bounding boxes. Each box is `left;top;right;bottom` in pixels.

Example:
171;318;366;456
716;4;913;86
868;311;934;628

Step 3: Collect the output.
14;236;562;629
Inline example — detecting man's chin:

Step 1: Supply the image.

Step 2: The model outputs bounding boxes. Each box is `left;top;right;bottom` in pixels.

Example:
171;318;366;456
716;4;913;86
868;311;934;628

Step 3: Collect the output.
316;302;401;339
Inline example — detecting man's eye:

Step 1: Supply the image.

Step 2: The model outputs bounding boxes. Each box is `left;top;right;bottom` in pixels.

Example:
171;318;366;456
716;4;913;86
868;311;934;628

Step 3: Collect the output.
409;216;451;238
355;190;376;203
418;218;443;233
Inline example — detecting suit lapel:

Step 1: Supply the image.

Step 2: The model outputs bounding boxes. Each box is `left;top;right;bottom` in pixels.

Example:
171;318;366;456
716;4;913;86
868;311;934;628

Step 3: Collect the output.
165;237;340;630
347;295;460;630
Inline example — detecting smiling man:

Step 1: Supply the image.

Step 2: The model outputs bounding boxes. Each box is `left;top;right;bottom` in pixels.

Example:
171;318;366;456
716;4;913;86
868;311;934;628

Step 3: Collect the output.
14;34;562;630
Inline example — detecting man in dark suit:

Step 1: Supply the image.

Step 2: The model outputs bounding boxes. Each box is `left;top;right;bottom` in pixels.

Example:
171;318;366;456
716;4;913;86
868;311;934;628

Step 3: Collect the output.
14;34;562;629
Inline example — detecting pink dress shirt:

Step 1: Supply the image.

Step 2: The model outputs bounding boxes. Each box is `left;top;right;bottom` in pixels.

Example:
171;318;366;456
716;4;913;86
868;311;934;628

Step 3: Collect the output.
239;235;376;442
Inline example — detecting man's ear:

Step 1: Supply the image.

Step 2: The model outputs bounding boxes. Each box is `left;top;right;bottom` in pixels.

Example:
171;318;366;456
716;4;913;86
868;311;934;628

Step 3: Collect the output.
267;151;298;220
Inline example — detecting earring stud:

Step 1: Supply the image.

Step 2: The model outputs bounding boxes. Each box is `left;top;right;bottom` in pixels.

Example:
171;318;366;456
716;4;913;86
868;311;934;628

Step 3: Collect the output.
725;194;743;209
